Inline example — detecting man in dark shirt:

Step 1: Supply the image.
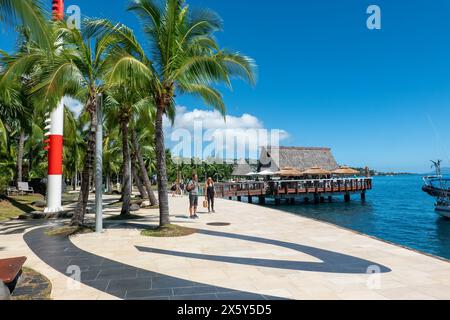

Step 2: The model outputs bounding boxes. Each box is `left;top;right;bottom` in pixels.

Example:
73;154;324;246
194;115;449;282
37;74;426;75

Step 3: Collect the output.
187;174;199;219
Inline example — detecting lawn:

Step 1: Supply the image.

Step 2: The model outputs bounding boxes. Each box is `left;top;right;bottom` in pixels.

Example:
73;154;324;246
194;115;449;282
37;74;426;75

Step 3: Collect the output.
0;194;44;221
62;192;80;205
141;224;197;238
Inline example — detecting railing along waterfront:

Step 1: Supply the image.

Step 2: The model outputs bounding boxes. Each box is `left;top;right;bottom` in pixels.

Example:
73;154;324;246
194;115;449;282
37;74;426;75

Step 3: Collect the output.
215;178;373;200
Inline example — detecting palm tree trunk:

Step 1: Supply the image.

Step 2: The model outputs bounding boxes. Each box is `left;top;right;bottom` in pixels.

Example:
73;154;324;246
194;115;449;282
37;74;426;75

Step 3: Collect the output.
16;129;25;184
120;119;131;217
73;168;77;191
132;162;146;199
131;128;158;206
71;99;97;227
28;148;33;176
106;169;112;194
155;106;170;226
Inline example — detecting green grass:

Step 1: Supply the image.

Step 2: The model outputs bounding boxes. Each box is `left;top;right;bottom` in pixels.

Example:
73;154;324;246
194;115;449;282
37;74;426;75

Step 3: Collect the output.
45;225;94;237
0;194;44;221
141;224;197;238
142;205;159;210
62;193;80;205
108;200;143;208
11;267;52;300
105;214;144;221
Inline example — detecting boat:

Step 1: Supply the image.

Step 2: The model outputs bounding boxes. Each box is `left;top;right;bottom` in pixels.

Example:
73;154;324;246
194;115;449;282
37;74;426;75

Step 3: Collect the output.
422;177;450;198
422;160;450;218
435;198;450;218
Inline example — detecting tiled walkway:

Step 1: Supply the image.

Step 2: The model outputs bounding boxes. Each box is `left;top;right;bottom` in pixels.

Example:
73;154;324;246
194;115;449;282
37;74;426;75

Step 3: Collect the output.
2;195;450;300
23;227;273;300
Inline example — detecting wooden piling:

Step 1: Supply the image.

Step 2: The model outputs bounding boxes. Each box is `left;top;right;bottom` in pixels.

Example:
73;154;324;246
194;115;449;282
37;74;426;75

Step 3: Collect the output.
344;193;351;202
314;194;320;204
258;196;266;205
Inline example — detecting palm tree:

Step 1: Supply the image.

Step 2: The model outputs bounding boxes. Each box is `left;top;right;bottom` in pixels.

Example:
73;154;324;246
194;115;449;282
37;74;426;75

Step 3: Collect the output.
104;86;145;217
131;98;158;206
91;0;256;226
29;23;132;225
0;50;33;186
102;124;121;193
63;107;85;190
0;0;52;50
0;116;16;191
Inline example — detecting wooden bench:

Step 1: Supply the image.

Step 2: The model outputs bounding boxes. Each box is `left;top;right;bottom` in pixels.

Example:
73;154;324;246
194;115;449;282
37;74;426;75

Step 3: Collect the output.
0;257;27;293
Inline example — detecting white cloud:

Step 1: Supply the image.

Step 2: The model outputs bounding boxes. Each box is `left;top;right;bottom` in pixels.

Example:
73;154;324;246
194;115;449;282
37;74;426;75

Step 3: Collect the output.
165;106;263;131
63;96;83;116
165;106;290;162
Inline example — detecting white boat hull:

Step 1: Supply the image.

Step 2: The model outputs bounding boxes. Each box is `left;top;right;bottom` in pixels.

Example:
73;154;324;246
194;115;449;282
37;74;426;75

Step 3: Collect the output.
435;206;450;218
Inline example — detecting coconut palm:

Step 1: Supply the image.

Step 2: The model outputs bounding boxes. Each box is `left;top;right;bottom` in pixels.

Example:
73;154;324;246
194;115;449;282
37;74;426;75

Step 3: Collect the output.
104;86;146;217
28;22;137;225
131;97;158;206
0;116;16;191
0;0;52;50
88;0;256;226
63;107;85;190
103;124;121;194
0;55;32;185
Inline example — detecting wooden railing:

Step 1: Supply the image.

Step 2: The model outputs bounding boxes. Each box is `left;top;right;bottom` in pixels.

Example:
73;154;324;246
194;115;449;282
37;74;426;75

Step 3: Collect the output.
215;178;372;198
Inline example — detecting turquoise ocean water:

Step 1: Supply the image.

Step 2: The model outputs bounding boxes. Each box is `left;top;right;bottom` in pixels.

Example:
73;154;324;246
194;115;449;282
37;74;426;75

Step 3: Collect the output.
263;175;450;260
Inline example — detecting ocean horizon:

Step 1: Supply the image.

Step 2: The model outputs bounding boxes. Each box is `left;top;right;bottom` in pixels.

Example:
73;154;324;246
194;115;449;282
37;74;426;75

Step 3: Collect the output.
258;175;450;261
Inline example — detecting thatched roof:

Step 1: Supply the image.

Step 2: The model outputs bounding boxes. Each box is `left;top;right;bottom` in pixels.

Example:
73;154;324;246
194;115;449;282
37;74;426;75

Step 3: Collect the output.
332;166;360;175
259;147;339;173
231;162;254;177
302;167;332;176
275;167;303;177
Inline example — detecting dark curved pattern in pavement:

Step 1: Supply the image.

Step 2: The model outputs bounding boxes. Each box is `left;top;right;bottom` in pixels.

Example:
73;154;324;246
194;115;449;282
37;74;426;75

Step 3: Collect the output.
23;227;282;300
137;229;392;274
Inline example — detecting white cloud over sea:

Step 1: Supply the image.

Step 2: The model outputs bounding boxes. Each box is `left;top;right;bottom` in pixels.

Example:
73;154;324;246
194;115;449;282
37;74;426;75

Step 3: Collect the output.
165;106;290;162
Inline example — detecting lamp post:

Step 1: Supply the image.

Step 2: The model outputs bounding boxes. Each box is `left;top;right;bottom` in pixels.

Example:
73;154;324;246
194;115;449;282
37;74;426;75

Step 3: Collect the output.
95;94;103;233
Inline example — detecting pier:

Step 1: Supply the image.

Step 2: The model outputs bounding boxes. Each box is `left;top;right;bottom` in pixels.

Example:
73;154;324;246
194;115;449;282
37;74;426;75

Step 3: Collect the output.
215;178;372;204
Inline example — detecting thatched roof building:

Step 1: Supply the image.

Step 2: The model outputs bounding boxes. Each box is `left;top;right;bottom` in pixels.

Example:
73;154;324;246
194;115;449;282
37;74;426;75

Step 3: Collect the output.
259;147;339;173
231;161;255;177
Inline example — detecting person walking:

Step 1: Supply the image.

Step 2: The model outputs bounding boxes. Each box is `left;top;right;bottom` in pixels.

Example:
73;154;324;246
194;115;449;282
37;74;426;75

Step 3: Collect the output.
170;182;177;197
187;174;199;219
205;177;216;213
180;180;185;196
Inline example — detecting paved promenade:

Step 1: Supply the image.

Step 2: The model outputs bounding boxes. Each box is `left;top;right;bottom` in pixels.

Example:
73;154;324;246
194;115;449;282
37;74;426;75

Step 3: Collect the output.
1;195;450;300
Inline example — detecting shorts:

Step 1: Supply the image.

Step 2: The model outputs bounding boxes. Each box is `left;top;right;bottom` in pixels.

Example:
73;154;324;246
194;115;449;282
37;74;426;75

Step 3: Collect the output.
189;194;199;207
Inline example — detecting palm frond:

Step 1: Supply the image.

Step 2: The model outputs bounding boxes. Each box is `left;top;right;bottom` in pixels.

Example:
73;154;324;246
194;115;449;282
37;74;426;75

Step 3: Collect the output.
0;0;52;50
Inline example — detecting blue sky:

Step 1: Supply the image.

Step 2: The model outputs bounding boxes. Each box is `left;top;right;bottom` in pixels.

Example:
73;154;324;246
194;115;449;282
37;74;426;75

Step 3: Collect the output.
1;0;450;172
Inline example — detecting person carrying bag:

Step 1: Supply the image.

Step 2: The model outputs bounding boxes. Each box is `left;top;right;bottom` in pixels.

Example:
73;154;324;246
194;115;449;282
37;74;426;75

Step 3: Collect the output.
205;177;216;213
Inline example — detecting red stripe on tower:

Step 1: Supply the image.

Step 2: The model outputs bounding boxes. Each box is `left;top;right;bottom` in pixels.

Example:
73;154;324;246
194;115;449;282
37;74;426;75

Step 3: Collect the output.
48;135;63;175
52;0;64;21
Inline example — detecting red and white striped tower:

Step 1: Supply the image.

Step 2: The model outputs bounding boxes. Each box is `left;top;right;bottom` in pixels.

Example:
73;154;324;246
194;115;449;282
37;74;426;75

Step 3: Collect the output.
44;0;65;213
